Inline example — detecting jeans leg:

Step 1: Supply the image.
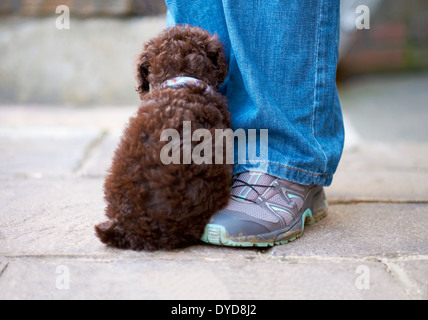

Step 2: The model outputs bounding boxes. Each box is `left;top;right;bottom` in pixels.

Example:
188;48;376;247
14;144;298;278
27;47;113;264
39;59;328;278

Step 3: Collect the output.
165;0;345;187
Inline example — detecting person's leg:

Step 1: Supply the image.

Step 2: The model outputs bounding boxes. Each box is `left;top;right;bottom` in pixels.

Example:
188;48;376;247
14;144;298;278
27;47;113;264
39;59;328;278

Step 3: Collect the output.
165;0;344;186
165;0;344;246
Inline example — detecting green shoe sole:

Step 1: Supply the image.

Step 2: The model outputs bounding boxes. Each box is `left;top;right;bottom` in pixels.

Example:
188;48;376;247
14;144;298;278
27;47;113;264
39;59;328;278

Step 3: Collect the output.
201;208;328;248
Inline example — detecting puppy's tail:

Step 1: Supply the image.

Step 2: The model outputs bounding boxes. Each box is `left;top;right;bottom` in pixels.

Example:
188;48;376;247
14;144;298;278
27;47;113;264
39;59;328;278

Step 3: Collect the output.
95;220;133;250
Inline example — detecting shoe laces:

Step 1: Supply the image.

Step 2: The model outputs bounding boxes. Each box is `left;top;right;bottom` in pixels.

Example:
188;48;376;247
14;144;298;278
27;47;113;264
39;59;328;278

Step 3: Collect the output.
231;174;293;206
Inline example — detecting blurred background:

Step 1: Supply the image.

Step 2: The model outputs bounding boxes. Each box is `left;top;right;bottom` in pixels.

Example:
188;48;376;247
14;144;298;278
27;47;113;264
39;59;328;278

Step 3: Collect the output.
0;0;168;106
0;0;427;106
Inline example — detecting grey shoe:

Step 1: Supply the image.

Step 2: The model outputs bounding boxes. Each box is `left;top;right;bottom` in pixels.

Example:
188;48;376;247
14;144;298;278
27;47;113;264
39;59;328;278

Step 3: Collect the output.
201;172;328;247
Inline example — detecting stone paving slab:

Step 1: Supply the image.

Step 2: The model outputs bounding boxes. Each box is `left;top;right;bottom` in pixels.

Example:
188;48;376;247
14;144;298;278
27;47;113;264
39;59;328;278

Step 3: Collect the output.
338;142;428;172
0;105;130;179
1;125;427;202
0;105;136;131
272;203;428;259
76;132;121;178
0;261;7;275
382;259;428;300
2;106;427;202
13;121;422;204
1;177;426;261
339;72;428;144
0;126;101;178
327;171;428;202
400;260;428;295
327;141;428;202
0;178;105;256
0;177;258;260
0;258;412;300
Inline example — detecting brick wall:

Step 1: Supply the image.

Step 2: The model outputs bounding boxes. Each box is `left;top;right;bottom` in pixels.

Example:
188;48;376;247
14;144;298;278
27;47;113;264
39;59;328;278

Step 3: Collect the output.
0;0;167;17
339;0;428;77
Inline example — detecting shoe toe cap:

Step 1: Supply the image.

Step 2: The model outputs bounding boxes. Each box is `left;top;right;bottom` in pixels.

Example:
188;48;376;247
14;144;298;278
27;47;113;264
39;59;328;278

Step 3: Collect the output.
208;209;272;237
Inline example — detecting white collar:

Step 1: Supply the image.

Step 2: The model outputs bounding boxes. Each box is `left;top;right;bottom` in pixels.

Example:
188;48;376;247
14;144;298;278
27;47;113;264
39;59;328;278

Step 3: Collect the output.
160;77;215;95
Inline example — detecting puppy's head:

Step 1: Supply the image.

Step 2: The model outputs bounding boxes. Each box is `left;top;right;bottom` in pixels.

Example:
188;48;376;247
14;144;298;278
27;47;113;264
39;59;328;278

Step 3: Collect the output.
136;25;228;98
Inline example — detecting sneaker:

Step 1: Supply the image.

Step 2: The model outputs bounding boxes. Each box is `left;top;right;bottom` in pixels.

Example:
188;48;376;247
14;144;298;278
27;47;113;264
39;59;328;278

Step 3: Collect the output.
201;172;328;247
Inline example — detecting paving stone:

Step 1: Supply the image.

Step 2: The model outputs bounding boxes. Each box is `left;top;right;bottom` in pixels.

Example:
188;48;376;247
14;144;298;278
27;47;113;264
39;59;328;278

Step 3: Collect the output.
327;141;428;202
271;203;428;259
0;261;7;276
77;132;121;177
0;259;410;300
0;177;262;260
0;177;257;259
339;72;428;143
327;170;428;202
1;176;427;262
0;178;105;256
388;259;428;300
0;126;100;178
338;142;428;172
0;105;136;131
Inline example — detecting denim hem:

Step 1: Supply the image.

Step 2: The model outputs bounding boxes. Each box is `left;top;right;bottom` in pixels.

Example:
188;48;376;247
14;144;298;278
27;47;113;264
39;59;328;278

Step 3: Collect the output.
233;162;334;187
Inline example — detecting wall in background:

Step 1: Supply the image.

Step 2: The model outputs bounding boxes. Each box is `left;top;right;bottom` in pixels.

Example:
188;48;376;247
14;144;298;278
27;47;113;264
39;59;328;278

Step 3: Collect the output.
0;0;167;17
0;0;427;105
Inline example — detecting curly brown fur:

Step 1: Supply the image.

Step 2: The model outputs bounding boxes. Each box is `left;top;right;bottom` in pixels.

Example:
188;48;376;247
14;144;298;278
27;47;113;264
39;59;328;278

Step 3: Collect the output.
95;25;232;251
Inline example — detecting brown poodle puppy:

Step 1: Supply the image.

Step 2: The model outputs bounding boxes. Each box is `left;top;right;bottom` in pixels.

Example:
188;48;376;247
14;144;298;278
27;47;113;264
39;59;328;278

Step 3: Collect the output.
95;25;233;251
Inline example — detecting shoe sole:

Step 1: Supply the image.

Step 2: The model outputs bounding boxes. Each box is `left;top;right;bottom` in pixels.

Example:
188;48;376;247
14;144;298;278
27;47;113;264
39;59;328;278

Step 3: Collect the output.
201;206;328;248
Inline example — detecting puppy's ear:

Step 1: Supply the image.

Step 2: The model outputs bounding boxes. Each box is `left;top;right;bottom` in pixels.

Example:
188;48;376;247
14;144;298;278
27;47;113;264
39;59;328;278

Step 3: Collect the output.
207;35;228;87
136;53;150;97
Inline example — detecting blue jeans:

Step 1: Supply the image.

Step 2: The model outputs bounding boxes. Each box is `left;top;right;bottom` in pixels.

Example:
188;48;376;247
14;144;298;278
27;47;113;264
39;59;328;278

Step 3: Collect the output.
165;0;345;187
